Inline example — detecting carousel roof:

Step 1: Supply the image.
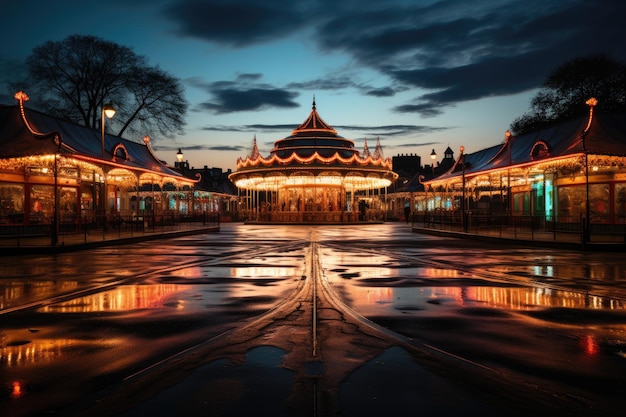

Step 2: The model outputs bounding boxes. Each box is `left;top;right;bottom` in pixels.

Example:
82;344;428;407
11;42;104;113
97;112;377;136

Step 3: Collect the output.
230;98;397;190
233;99;394;172
270;98;358;159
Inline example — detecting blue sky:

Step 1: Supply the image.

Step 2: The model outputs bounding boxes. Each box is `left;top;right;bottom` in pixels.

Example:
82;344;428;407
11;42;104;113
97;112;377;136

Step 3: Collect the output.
1;0;625;171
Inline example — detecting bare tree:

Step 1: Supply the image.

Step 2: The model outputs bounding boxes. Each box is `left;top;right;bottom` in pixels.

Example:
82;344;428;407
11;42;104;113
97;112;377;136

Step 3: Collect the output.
510;54;626;136
12;34;187;139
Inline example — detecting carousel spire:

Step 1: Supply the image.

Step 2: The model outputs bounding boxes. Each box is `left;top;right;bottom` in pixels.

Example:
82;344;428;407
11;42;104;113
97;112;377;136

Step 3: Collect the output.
362;137;371;158
291;96;336;134
250;134;260;160
373;136;383;160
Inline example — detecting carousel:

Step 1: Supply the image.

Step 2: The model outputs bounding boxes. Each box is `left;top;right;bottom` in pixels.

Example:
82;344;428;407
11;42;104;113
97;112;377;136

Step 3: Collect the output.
229;99;398;223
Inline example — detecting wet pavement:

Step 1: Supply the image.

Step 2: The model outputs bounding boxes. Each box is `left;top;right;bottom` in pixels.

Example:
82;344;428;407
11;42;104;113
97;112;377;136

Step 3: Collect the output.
2;223;626;416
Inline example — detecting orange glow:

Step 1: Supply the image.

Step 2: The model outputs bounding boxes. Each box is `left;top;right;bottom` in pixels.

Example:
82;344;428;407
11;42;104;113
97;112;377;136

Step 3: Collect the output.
581;334;599;355
11;381;23;398
39;284;183;313
232;172;393;191
235;150;394;170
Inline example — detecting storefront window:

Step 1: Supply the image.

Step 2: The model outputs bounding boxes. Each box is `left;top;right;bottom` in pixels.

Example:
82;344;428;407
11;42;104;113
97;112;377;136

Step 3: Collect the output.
59;187;77;220
0;183;25;223
615;183;626;222
589;183;609;221
30;185;54;223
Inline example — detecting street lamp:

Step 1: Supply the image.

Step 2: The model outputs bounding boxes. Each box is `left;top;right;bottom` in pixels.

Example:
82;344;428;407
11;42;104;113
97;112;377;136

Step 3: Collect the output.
101;103;116;158
460;145;467;232
100;103;115;229
430;149;437;176
176;148;184;163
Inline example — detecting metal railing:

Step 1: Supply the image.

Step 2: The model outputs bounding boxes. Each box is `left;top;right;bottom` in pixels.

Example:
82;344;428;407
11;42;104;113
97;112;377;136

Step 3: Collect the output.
0;212;220;248
413;211;626;244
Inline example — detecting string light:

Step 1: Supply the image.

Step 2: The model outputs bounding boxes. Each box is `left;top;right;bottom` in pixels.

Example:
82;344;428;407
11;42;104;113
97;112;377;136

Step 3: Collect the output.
235;151;394;170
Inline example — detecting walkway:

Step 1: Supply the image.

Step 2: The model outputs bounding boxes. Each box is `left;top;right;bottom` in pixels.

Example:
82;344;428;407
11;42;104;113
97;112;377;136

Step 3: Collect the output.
0;222;219;254
2;220;623;254
413;223;626;251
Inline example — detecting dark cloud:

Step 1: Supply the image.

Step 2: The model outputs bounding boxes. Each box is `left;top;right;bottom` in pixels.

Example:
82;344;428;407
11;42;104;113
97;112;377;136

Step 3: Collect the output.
169;0;626;118
236;73;263;82
201;122;448;139
202;124;295;132
287;75;358;91
154;144;245;152
287;75;397;98
398;142;441;148
163;0;307;47
188;76;300;114
335;124;449;138
209;145;245;152
313;0;626;116
198;87;299;114
364;87;395;97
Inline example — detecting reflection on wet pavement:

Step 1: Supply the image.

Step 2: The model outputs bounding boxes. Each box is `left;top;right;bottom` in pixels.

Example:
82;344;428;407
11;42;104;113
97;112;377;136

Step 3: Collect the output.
3;223;626;416
1;279;80;310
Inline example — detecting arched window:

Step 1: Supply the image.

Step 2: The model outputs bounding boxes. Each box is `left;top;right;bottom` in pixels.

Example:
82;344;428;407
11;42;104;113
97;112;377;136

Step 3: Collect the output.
530;141;550;160
113;144;130;161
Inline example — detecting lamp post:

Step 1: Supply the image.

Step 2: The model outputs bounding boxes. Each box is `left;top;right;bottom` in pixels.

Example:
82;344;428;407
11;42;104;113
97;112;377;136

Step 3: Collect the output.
460;145;467;232
430;149;437;176
176;148;185;173
175;148;185;215
100;103;115;229
52;148;59;246
101;103;116;159
582;98;597;243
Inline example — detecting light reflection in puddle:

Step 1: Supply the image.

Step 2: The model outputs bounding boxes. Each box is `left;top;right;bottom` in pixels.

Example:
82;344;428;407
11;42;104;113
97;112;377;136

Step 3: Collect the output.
37;275;300;314
39;284;183;313
170;266;299;279
492;263;626;281
0;338;119;367
330;282;626;317
1;280;80;310
231;266;296;278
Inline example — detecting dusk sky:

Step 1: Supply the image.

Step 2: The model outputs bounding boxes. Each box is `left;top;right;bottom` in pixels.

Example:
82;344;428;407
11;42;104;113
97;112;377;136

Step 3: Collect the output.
1;0;625;171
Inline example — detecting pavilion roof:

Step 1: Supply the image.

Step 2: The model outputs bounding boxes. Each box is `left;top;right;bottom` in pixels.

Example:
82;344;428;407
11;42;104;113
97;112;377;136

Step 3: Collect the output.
431;110;626;183
0;95;192;181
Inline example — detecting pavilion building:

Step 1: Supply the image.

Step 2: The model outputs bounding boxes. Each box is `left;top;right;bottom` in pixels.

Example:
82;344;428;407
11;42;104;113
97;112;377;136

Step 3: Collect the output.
229;100;398;223
416;98;626;240
0;91;223;239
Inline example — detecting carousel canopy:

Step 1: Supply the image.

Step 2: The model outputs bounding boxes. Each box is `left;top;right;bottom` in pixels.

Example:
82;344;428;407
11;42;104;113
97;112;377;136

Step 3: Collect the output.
230;99;397;191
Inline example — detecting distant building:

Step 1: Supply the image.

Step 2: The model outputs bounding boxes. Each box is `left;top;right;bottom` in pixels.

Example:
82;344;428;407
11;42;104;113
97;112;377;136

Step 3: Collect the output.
174;159;239;220
392;154;421;178
387;147;456;220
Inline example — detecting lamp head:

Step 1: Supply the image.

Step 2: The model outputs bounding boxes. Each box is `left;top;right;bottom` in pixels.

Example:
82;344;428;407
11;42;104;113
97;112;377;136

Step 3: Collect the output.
103;103;116;119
